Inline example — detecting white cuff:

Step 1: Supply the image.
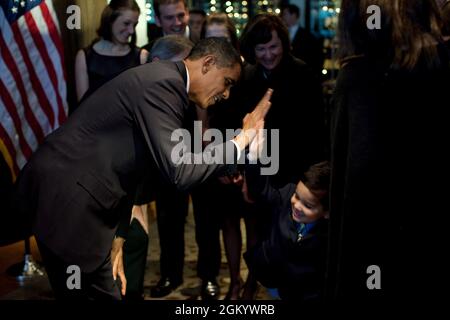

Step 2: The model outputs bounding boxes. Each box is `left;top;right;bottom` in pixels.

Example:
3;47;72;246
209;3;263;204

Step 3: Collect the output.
247;151;257;162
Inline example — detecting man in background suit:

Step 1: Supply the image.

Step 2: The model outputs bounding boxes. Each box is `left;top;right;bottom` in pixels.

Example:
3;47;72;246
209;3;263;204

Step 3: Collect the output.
13;38;272;299
281;4;324;78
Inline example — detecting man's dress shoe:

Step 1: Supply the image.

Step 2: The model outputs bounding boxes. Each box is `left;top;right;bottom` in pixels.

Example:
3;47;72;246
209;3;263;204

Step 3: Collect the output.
150;277;182;298
201;280;220;300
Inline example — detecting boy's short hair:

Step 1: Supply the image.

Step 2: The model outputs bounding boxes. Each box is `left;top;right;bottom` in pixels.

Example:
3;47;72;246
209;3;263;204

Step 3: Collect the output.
302;161;330;210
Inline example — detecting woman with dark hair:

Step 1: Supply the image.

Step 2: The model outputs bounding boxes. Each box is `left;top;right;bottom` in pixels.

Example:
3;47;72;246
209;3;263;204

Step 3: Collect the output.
234;14;326;300
75;0;148;101
327;0;450;303
201;13;239;51
239;13;291;69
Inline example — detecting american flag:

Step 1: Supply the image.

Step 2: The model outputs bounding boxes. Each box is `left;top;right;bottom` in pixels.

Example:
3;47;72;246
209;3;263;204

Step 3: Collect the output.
0;0;67;182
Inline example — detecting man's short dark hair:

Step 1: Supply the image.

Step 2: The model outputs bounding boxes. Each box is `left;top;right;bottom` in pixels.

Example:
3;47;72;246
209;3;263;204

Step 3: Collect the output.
281;4;300;18
150;35;194;61
188;37;242;69
153;0;187;18
302;161;330;210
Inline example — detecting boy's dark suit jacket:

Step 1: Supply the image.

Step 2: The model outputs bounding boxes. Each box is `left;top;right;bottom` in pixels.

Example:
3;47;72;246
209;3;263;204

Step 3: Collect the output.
244;165;328;302
13;60;238;272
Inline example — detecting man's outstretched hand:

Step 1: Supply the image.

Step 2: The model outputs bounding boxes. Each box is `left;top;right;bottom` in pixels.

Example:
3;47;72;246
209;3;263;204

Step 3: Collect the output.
234;88;273;151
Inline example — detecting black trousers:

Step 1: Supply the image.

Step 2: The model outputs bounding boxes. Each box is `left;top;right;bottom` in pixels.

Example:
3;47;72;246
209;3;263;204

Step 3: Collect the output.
37;240;121;300
123;218;149;299
191;180;222;281
155;183;189;283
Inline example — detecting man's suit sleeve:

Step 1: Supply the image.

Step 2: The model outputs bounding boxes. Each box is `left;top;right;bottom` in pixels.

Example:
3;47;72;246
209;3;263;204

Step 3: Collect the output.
134;78;239;191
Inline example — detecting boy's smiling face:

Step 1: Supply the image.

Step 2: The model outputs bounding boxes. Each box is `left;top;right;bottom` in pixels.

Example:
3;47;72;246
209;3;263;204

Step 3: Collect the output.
290;181;329;224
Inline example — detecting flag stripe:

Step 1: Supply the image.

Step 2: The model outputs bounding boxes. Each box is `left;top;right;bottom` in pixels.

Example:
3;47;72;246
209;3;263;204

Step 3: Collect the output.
0;11;52;138
0;34;44;149
40;2;64;75
40;2;68;123
0;79;33;159
0;99;27;171
14;16;60;131
44;0;61;36
24;10;66;127
11;23;56;127
0;124;20;180
30;5;67;123
0;96;26;173
1;7;52;139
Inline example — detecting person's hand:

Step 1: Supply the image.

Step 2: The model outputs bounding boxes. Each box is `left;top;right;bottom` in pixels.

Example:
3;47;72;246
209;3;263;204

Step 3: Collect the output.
234;89;273;151
248;126;265;161
111;237;127;296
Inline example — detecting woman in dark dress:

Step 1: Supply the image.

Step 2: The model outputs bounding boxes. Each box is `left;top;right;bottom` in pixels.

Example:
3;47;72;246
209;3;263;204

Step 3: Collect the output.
75;0;148;102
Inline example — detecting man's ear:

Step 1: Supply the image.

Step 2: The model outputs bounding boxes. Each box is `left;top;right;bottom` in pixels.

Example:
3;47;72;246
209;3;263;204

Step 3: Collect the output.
155;16;161;28
202;55;216;74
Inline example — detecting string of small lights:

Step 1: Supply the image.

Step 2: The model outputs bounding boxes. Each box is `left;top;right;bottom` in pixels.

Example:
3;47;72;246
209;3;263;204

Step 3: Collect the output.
145;0;154;23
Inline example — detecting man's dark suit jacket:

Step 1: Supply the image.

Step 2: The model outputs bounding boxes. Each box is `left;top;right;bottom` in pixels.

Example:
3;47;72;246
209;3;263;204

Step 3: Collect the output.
291;27;324;78
14;61;238;272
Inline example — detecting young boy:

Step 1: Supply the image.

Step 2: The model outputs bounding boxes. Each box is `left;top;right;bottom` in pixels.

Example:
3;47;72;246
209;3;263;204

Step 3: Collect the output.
244;160;330;303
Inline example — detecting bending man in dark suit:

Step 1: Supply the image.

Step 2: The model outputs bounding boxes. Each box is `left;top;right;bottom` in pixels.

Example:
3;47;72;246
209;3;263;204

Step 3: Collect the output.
13;38;272;300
